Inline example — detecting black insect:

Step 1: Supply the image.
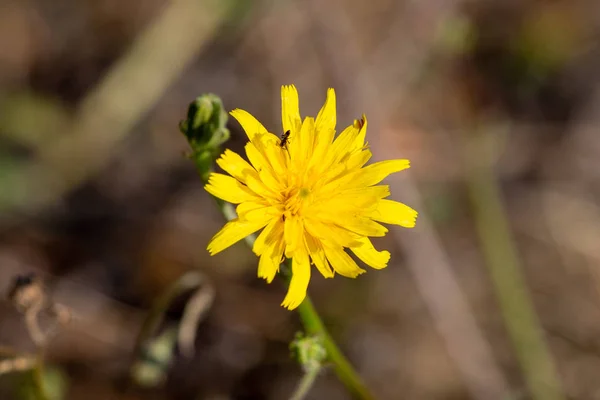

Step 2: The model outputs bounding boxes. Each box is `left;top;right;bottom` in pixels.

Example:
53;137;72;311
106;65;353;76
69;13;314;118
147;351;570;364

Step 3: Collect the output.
280;130;291;149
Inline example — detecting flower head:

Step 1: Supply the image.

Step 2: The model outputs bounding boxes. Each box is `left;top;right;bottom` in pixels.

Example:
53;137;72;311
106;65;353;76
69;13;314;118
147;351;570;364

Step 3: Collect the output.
205;85;417;309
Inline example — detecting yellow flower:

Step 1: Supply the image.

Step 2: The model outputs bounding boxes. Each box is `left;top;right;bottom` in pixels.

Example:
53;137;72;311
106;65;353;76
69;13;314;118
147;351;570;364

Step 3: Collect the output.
205;85;417;310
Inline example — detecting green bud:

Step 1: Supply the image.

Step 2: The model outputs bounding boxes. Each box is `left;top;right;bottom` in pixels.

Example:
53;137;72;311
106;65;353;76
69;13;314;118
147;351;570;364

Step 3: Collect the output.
179;94;230;181
290;332;327;373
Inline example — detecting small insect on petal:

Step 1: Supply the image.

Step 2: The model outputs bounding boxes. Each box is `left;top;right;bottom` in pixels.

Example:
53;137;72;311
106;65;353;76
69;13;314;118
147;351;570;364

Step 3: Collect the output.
280;130;291;149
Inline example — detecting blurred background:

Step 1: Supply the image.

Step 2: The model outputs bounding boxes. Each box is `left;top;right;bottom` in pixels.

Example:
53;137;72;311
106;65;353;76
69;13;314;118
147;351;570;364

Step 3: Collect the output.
0;0;599;399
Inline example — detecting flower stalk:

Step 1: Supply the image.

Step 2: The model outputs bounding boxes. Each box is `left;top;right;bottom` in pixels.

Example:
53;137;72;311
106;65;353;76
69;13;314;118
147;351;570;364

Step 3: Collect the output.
289;368;319;400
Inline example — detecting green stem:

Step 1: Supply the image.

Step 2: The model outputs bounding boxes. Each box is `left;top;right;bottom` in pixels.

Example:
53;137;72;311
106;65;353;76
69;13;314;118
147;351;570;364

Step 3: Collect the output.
296;297;374;400
33;351;49;400
463;129;564;400
289;367;320;400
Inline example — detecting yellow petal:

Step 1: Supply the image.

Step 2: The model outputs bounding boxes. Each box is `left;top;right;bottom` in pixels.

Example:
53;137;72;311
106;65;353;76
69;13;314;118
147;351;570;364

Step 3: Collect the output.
230;109;273;142
244;139;281;192
367;199;418;228
204;173;260;204
253;216;284;256
339;184;390;198
345;217;388;237
216;149;256;183
328;122;360;166
207;217;271;255
258;166;284;193
346;149;372;170
300;117;316;158
309;90;336;171
326;159;410;193
262;141;289;177
257;231;285;283
304;218;362;248
245;141;268;172
304;233;334;278
349;237;390;269
236;202;278;221
237;201;266;218
323;245;365;278
245;171;279;200
247;134;284;188
315;88;336;134
258;253;280;283
289;117;314;169
353;159;410;187
315;185;390;211
281;246;311;309
281;85;301;134
313;162;346;188
312;214;388;238
284;215;303;257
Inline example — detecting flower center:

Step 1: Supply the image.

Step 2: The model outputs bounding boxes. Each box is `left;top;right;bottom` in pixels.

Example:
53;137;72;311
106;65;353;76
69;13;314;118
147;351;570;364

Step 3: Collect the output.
282;185;311;219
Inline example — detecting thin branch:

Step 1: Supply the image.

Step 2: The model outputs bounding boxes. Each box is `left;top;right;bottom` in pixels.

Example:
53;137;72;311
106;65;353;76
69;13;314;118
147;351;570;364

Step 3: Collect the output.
289;368;320;400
